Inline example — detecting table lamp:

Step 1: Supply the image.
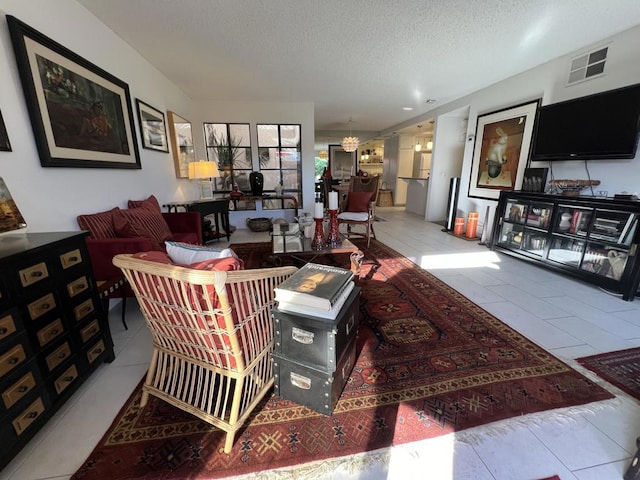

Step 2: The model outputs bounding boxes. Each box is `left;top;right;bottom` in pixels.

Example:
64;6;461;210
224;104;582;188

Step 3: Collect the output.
188;161;219;200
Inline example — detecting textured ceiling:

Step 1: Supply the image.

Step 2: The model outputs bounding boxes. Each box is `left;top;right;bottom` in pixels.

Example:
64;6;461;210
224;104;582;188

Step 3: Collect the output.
76;0;640;140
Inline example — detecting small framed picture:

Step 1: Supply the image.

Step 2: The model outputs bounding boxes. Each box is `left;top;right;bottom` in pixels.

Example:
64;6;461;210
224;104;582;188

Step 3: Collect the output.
521;167;548;193
0;110;11;152
135;99;169;152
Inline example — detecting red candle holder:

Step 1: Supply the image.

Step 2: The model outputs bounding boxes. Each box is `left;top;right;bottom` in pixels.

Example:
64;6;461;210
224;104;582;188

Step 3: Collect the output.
326;209;341;247
311;217;325;250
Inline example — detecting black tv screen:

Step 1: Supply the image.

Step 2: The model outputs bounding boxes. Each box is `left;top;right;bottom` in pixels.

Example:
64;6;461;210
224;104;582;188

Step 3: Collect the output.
530;83;640;161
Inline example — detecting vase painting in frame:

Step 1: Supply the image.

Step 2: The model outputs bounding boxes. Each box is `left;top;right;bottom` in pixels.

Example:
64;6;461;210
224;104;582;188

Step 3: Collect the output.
468;100;540;200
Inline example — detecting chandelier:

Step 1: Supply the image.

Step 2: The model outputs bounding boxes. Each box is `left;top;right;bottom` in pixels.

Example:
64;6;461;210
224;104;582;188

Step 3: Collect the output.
341;117;359;152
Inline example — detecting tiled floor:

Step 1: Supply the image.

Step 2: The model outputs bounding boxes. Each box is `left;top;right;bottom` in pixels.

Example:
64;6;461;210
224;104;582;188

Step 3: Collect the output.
3;207;640;480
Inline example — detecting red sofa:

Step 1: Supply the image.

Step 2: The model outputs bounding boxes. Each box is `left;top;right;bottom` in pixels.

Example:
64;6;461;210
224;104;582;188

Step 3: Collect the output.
77;196;202;293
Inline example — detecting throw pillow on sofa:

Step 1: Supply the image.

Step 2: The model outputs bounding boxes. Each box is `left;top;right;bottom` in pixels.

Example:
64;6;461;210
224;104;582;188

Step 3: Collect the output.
128;194;163;212
165;240;237;265
77;207;119;239
113;207;172;250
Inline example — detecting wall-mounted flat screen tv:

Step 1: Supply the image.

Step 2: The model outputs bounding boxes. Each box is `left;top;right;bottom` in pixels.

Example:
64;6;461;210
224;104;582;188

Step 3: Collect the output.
530;83;640;161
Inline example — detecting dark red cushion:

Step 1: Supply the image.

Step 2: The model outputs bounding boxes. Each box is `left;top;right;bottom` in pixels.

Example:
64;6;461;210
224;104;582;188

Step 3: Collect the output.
347;191;374;212
113;207;172;250
77;207;119;239
128;194;162;212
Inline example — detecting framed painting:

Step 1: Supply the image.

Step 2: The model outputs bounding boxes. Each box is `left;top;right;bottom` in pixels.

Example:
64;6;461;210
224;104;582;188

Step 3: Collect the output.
6;15;140;169
468;99;539;200
136;99;169;152
167;111;195;178
0;111;10;152
329;144;356;180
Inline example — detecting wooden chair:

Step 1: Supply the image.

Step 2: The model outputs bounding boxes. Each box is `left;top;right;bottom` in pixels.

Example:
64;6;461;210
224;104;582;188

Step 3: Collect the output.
337;175;381;247
112;253;296;453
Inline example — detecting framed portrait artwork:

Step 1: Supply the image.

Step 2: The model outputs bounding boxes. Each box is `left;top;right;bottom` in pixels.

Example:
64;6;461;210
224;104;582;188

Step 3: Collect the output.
328;144;356;180
6;16;140;169
136;99;169;152
0;111;11;152
468;99;540;200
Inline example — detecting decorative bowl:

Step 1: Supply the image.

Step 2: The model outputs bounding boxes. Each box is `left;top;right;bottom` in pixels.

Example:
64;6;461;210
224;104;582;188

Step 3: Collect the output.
549;179;600;196
246;217;272;232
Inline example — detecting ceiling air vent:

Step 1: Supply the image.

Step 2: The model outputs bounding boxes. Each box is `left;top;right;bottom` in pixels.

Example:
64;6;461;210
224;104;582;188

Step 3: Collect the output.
567;47;608;85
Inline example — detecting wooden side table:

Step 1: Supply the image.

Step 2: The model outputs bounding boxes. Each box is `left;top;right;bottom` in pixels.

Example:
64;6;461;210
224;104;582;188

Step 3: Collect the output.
97;277;128;330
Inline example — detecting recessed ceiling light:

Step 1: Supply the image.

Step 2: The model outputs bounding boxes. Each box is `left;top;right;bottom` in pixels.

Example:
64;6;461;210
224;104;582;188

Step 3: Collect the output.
402;107;414;111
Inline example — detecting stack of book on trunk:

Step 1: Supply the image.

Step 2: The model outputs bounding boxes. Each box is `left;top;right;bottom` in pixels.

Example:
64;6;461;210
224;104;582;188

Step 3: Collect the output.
274;262;354;319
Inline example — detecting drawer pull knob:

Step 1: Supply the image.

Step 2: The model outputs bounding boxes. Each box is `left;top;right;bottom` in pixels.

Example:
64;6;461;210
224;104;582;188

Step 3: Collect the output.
63;376;74;382
52;329;59;335
0;328;7;334
42;303;51;310
31;271;43;278
26;411;39;419
17;386;28;393
94;348;103;354
79;284;86;289
57;353;67;360
82;306;91;313
69;256;78;262
9;357;19;365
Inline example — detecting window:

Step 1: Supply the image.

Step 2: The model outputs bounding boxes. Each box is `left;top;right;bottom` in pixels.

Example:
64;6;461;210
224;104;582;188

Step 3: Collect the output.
257;124;302;208
203;123;251;192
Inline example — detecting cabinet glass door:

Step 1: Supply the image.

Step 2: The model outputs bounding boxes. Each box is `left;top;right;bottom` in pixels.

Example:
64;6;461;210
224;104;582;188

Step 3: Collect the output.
497;199;552;256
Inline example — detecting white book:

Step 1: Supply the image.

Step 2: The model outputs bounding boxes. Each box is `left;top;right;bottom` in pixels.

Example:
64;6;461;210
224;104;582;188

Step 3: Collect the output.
277;281;355;320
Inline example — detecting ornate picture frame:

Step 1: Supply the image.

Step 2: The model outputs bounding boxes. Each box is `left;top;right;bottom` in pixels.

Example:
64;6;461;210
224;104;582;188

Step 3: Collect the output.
0;111;11;152
135;99;169;152
468;100;540;200
167;111;195;178
7;15;140;169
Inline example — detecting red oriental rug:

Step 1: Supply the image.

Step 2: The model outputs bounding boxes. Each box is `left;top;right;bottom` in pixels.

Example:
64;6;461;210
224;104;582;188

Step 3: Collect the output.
72;240;613;479
577;347;640;401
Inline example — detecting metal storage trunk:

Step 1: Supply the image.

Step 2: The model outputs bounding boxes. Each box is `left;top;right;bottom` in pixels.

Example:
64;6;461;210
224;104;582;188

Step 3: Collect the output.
272;287;360;373
272;337;356;416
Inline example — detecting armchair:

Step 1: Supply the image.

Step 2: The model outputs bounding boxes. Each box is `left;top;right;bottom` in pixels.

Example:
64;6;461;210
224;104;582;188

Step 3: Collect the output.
113;252;297;453
337;175;381;247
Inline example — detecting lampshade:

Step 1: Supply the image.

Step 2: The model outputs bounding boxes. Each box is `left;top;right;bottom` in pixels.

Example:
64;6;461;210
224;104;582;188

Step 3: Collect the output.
415;141;422;152
341;136;359;152
426;140;433;151
188;161;219;200
318;150;328;160
188;161;219;179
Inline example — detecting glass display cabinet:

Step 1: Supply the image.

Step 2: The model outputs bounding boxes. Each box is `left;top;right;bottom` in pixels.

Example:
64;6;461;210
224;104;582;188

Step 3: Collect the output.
491;191;640;301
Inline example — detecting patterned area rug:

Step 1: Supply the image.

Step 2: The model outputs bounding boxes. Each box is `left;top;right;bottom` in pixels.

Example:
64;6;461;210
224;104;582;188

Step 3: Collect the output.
578;347;640;401
72;240;613;479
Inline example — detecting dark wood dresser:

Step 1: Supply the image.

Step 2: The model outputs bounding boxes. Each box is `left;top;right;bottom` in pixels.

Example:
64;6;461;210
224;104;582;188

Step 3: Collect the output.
0;232;115;470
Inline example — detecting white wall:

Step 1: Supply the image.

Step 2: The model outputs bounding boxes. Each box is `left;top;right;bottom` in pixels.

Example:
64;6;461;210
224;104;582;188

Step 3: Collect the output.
0;1;316;233
390;23;640;234
0;0;198;232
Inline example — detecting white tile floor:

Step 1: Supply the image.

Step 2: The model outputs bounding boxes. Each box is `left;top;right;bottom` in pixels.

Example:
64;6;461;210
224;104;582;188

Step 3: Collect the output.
3;207;640;480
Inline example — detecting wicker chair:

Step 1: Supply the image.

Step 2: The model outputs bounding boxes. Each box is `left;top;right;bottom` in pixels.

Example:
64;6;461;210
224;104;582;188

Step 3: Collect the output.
112;253;296;453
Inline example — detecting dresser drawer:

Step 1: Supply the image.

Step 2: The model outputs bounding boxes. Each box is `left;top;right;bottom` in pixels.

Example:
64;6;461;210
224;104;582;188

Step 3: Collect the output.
12;397;46;436
0;344;27;379
79;319;101;344
27;293;57;321
73;298;96;323
36;319;65;348
2;370;38;410
59;248;83;270
44;342;72;373
86;338;106;365
0;310;19;343
18;262;49;288
53;364;79;395
66;276;90;299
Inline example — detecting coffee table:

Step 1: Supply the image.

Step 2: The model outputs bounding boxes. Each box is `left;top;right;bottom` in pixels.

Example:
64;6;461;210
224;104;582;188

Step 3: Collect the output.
270;230;363;273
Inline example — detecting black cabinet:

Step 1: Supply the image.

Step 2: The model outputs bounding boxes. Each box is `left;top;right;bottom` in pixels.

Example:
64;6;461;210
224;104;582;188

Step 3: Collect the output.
0;232;114;470
491;192;640;301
